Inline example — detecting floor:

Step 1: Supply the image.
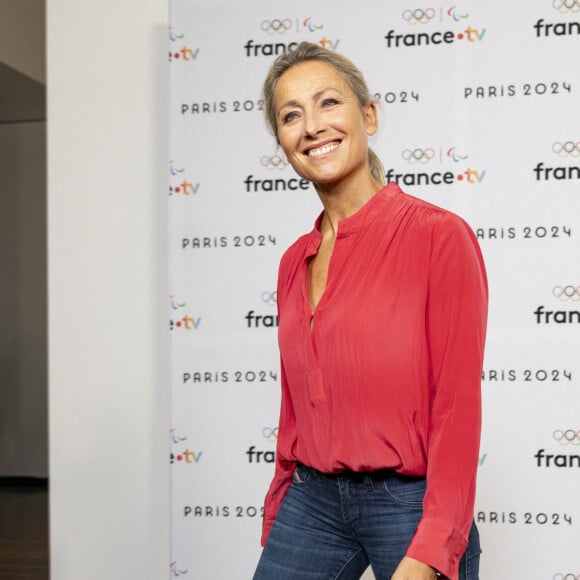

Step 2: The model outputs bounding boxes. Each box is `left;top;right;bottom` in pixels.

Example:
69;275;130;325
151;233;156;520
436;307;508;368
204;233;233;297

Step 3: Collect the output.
0;479;49;580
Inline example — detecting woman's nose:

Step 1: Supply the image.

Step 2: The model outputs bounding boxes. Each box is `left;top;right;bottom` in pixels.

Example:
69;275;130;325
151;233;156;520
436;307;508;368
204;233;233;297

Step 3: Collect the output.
304;110;325;137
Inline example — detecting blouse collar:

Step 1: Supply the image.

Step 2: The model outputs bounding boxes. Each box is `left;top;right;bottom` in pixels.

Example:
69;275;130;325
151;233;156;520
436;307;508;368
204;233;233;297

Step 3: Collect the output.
309;182;400;246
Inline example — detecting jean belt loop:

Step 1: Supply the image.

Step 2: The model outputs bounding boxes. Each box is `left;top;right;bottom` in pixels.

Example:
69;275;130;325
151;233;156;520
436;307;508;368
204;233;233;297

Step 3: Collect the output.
363;473;374;492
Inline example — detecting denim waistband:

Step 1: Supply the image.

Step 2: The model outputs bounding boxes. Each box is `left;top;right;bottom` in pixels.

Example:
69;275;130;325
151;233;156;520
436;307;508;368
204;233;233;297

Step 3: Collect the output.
297;463;425;485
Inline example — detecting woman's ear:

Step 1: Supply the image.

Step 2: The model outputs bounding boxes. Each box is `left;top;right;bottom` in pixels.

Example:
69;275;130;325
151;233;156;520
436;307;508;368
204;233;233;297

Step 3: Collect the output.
365;100;378;137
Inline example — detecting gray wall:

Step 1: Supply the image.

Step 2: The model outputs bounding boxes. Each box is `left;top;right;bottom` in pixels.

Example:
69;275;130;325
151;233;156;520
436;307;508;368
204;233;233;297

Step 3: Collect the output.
0;0;47;477
0;122;47;477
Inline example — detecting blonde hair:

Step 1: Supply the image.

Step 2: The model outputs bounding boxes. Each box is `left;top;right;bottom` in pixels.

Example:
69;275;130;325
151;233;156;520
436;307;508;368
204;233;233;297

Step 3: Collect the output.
262;42;385;186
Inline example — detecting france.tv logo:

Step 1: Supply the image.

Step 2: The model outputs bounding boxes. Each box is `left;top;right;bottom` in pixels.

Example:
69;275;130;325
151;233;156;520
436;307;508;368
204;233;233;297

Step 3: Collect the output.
169;295;201;330
170;430;203;464
169;161;200;196
169;27;200;62
387;6;486;47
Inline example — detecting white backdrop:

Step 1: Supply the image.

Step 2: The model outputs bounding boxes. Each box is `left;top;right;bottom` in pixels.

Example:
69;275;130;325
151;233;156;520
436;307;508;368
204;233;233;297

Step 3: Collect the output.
169;1;580;578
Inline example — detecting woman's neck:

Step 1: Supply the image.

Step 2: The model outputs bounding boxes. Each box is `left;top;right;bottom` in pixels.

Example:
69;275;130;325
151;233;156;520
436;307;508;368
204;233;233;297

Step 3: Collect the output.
315;173;382;236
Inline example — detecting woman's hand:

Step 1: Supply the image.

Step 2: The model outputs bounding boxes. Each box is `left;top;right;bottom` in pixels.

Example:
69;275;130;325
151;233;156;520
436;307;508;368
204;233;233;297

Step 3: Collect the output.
391;556;440;580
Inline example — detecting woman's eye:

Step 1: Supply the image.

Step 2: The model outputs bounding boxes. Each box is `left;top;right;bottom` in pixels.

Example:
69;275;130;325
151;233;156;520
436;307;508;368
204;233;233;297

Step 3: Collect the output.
282;111;299;124
322;98;339;107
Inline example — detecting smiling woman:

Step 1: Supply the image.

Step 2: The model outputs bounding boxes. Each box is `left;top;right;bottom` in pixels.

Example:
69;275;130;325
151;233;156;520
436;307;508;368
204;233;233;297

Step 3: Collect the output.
253;42;488;580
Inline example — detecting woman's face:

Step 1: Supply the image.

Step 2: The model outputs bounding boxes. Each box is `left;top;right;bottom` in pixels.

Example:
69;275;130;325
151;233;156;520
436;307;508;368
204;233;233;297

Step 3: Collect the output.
273;60;377;188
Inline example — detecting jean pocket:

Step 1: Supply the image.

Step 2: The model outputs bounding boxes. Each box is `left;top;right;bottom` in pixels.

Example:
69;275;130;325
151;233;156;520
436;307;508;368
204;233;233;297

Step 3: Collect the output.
381;474;426;507
292;463;314;486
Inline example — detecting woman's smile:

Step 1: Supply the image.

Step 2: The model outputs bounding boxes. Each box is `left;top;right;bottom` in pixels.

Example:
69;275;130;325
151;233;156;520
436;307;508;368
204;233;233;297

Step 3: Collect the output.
304;140;341;159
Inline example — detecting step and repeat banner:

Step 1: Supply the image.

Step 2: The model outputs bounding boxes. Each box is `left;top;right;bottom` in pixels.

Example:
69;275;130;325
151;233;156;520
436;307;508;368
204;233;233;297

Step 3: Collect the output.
169;1;579;578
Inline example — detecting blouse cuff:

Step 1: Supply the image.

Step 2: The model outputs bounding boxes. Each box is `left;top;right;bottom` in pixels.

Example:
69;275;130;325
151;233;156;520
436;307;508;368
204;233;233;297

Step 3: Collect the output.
405;517;468;580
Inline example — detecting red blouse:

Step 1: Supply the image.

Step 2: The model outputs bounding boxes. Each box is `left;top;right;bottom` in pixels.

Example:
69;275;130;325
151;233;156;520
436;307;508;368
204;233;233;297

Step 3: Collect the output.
261;183;488;580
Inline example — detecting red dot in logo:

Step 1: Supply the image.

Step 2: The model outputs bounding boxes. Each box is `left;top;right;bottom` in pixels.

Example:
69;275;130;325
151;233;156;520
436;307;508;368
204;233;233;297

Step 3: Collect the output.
457;33;464;40
176;454;183;461
176;321;182;327
175;186;181;193
174;53;180;59
457;174;464;181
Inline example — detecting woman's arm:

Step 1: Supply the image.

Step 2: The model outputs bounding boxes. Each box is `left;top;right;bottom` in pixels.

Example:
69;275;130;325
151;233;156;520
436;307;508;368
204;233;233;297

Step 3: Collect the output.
405;213;488;580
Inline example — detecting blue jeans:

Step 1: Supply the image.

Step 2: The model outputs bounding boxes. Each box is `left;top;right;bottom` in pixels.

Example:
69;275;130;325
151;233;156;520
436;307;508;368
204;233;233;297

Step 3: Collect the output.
254;464;481;580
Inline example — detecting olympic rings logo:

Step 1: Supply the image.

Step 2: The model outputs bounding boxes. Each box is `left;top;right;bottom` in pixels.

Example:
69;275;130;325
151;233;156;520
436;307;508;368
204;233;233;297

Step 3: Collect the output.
260;155;289;170
552;286;580;301
552;141;580;157
261;19;293;34
553;429;580;446
261;291;278;306
262;426;279;441
553;574;580;580
402;8;436;24
402;148;435;164
552;0;580;13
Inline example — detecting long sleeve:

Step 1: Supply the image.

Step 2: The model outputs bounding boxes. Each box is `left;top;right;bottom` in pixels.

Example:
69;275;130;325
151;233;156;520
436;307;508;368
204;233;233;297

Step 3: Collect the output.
405;213;488;580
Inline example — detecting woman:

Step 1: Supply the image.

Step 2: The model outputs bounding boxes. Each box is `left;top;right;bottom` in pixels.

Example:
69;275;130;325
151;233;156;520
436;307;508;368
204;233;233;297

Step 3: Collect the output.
253;42;487;580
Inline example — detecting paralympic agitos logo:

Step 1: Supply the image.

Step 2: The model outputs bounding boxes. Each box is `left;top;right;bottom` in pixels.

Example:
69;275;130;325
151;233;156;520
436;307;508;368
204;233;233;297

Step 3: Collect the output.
385;7;487;49
385;146;486;187
244;17;339;57
170;562;188;577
